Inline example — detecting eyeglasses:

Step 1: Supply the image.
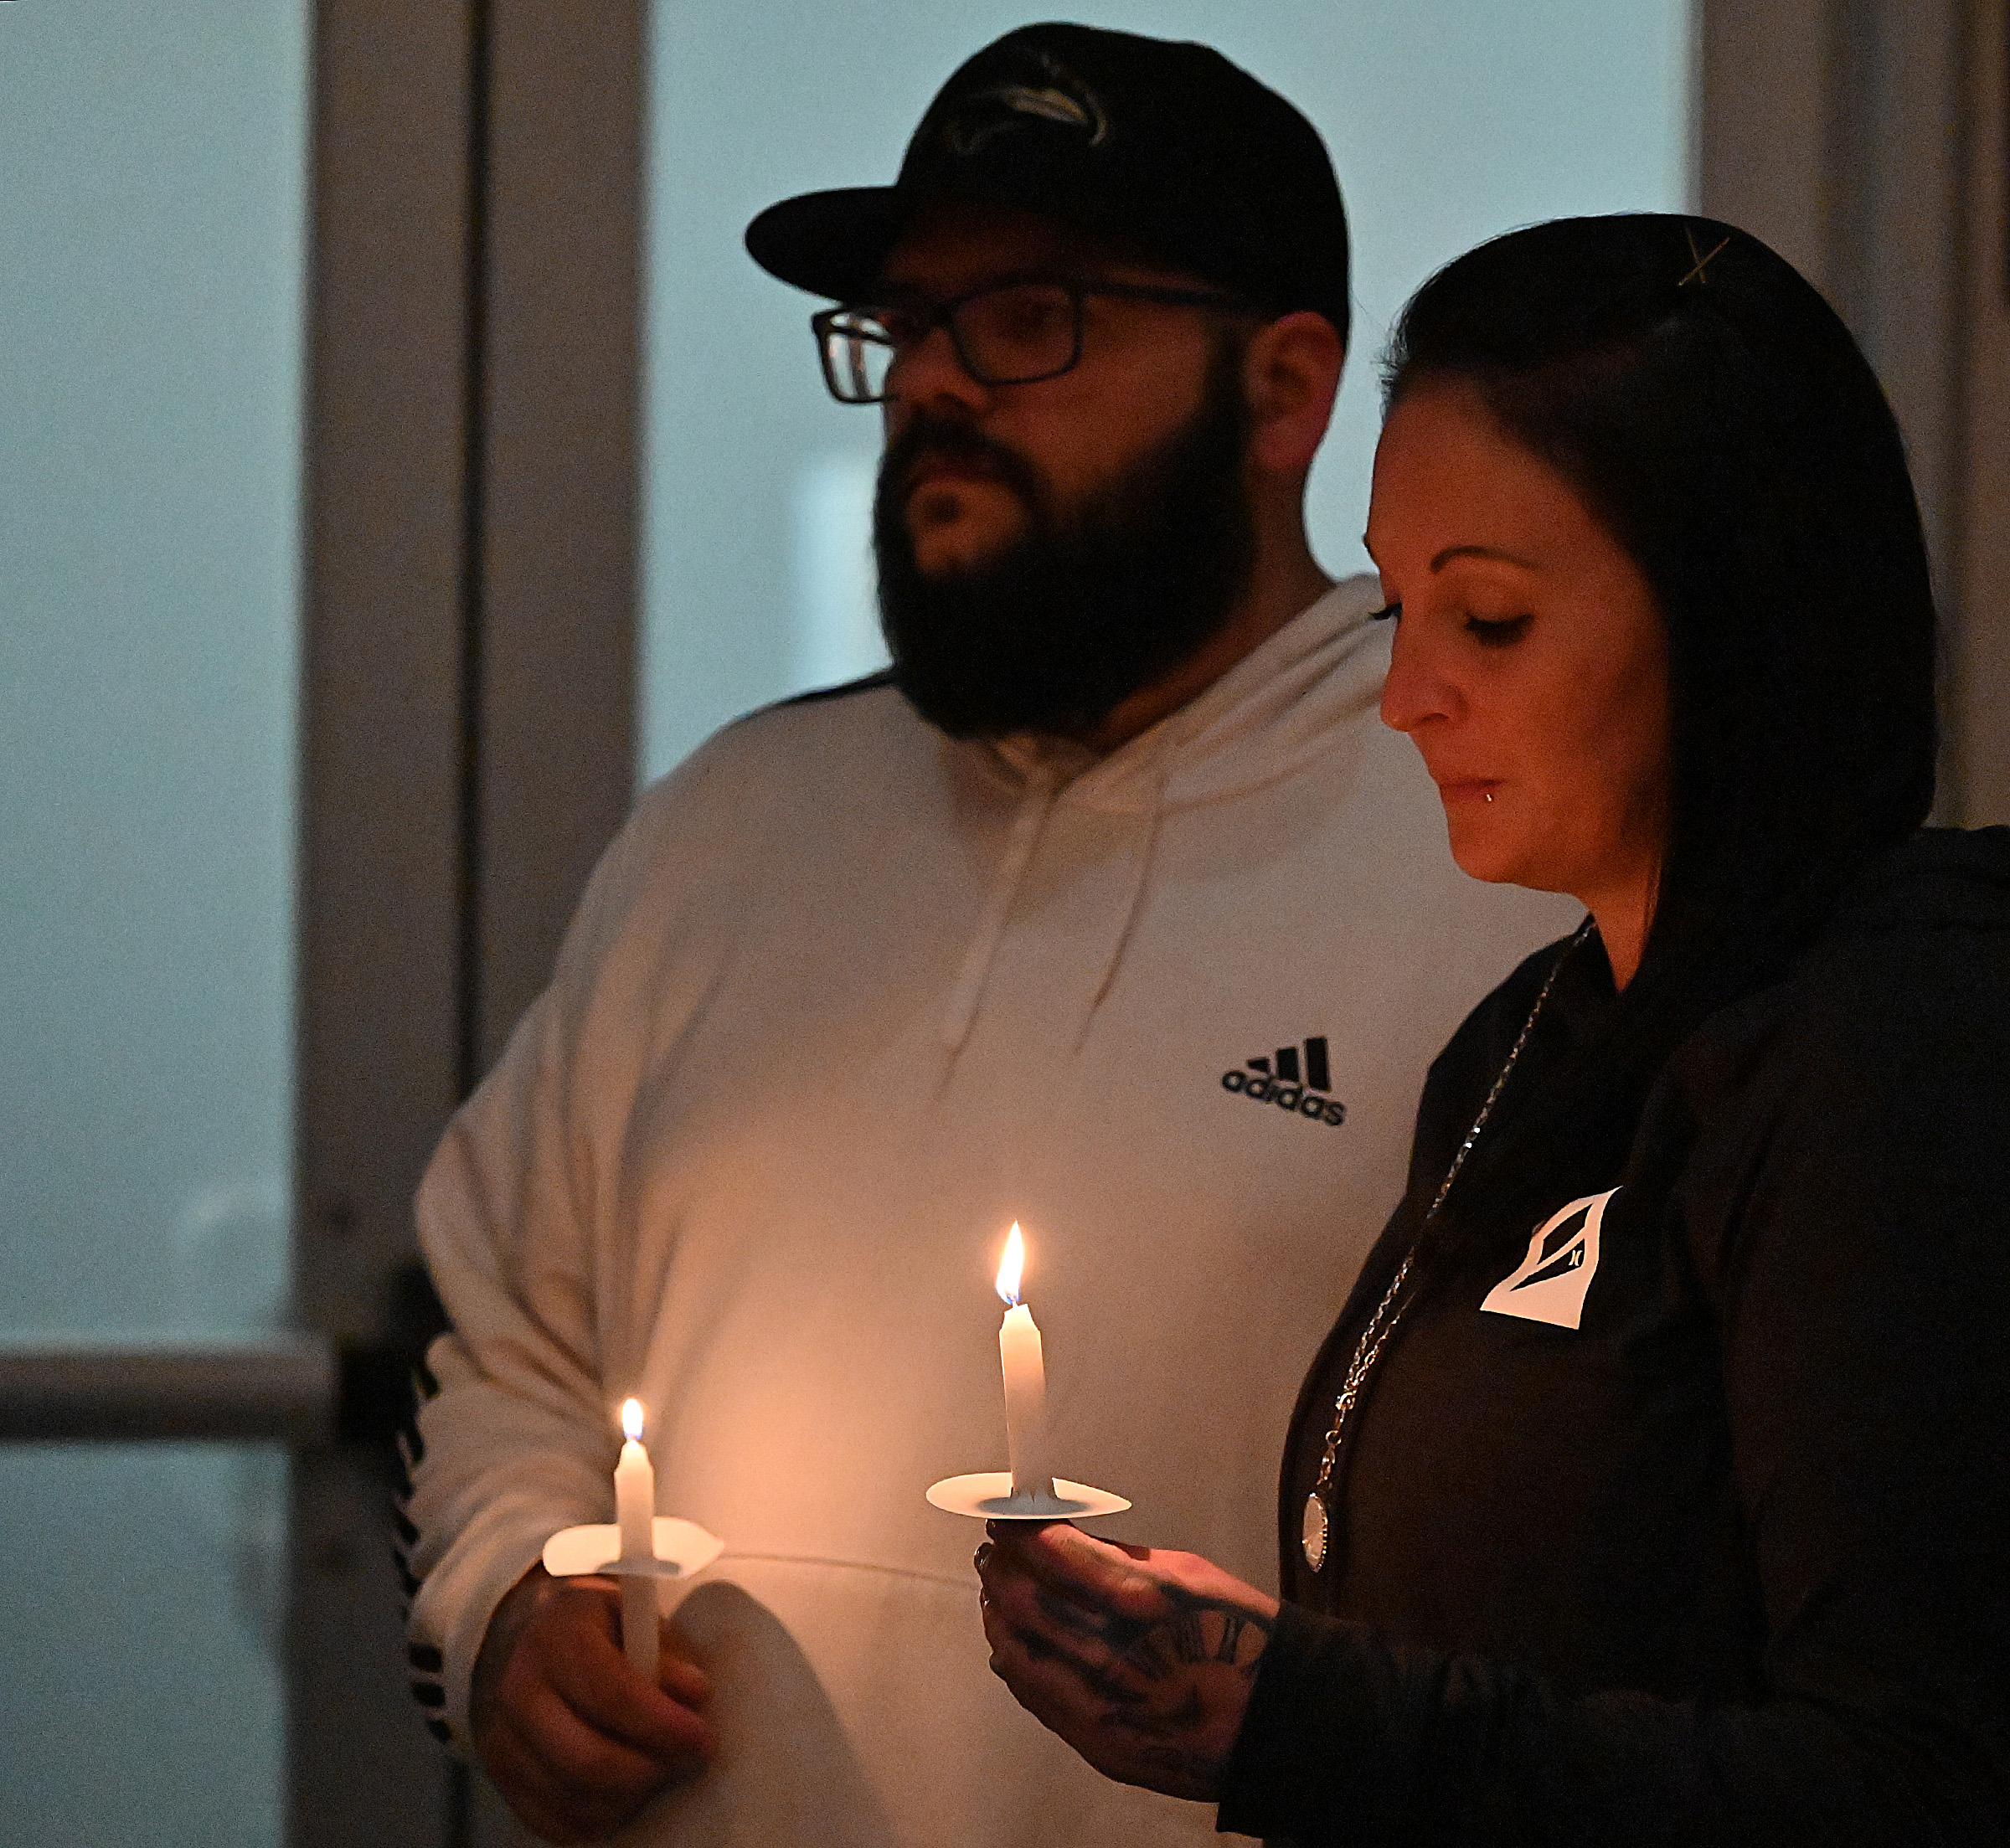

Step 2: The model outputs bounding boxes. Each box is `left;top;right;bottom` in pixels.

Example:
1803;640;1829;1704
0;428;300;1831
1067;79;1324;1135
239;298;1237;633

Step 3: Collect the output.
811;277;1254;404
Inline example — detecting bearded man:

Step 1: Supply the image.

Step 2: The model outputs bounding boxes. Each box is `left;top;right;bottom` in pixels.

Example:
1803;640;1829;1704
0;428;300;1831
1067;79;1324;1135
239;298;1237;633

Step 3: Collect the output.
401;23;1573;1848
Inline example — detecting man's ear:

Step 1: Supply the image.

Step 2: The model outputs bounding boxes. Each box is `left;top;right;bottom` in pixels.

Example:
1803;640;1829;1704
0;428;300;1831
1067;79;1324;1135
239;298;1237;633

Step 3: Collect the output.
1243;311;1344;476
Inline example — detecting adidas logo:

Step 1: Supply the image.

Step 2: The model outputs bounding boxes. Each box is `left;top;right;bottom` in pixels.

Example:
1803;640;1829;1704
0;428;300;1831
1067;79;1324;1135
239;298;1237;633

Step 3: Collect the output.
1220;1036;1347;1128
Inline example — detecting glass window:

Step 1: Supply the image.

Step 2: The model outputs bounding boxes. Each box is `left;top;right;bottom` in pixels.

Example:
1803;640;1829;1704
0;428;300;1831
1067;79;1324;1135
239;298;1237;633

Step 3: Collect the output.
0;0;307;1836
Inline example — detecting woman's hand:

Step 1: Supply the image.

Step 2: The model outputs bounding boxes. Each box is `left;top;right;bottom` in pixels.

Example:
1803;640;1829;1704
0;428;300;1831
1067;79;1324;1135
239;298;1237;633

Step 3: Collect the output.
977;1522;1277;1804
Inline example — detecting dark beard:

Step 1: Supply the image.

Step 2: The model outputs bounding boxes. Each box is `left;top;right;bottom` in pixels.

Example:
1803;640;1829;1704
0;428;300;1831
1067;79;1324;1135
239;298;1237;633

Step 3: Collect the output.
873;346;1256;741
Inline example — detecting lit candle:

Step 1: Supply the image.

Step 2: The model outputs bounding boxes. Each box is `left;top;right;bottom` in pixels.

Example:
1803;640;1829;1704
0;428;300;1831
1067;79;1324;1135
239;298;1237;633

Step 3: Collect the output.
995;1224;1054;1504
614;1398;659;1682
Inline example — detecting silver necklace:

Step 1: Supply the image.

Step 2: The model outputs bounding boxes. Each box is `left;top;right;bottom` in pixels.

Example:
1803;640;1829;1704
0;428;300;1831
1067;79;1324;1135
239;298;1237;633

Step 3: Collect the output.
1301;918;1592;1573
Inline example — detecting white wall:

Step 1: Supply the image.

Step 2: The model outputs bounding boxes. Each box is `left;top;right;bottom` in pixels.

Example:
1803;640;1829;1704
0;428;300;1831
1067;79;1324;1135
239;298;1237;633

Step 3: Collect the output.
642;0;1692;777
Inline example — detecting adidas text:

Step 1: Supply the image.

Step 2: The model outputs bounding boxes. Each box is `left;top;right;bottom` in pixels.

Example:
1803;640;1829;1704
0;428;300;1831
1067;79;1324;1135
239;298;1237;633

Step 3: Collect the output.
1220;1069;1347;1127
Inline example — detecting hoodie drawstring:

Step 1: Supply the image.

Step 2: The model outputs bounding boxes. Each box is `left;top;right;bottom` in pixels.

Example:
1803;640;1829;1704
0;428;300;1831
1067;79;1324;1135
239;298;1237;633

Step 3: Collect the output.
941;764;1059;1055
1073;768;1170;1050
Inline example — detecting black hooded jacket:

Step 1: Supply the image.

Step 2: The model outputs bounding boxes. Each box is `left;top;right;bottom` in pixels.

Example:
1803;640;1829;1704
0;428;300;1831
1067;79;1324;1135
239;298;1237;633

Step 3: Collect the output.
1219;829;2010;1845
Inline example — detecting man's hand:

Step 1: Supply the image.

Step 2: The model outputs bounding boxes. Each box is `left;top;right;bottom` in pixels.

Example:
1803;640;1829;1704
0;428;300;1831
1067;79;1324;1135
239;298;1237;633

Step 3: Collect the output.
471;1565;714;1844
977;1523;1277;1804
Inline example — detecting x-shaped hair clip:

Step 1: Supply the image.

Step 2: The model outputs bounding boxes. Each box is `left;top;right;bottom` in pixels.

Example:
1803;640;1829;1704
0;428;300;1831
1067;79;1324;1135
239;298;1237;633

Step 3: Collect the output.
1679;226;1734;288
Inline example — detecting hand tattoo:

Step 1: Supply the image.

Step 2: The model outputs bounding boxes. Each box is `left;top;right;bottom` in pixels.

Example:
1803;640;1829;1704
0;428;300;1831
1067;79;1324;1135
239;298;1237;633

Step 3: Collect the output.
1013;1578;1272;1800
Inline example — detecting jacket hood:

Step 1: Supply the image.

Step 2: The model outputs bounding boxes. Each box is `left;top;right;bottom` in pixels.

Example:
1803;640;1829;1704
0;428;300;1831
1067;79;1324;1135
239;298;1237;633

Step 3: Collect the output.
1834;826;2010;937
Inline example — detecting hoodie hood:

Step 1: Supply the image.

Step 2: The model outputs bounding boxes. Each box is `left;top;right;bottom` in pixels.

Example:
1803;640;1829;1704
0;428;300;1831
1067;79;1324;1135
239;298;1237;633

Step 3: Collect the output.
938;574;1389;1056
982;574;1389;815
1833;826;2010;937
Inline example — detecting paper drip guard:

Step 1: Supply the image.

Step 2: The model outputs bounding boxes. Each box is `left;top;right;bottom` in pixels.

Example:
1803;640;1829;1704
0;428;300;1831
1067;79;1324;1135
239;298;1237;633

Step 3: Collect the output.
925;1470;1130;1521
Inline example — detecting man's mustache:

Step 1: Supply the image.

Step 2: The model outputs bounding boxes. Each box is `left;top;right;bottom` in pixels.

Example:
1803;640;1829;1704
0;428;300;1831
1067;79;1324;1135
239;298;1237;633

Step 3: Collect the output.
879;415;1049;513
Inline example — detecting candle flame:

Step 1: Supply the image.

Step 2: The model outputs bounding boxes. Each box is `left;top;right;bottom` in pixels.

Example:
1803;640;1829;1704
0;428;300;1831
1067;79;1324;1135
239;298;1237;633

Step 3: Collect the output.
621;1398;644;1443
995;1223;1025;1307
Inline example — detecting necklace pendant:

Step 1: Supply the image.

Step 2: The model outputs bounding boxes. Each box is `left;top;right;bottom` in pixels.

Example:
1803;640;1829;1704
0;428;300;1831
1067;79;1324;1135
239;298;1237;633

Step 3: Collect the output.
1301;1491;1329;1572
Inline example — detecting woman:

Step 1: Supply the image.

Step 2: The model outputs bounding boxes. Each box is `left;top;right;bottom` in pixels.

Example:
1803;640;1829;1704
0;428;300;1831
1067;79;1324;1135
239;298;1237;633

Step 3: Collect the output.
976;214;2010;1842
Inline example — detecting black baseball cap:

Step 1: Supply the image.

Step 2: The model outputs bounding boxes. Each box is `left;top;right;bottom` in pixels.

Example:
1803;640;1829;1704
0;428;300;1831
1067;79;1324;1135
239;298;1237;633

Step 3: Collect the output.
744;22;1350;347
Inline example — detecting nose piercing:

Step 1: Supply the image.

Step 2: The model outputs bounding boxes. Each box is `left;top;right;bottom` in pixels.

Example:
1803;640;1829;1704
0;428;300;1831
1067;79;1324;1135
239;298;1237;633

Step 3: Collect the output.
1485;791;1495;804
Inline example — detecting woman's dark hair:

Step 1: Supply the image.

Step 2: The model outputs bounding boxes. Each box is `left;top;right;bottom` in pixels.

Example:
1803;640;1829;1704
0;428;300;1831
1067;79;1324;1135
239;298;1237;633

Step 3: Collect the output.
1385;214;1938;1221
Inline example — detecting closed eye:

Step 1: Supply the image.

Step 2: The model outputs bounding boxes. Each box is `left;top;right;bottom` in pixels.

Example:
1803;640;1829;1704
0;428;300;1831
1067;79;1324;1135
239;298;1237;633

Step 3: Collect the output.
1466;614;1531;646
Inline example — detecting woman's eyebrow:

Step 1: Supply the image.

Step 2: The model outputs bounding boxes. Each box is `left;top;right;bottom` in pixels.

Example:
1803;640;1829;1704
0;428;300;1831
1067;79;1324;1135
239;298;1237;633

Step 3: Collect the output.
1431;543;1538;571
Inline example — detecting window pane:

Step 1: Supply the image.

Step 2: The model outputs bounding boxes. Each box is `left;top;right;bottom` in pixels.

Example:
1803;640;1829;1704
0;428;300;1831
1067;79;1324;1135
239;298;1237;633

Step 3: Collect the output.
0;0;307;1836
642;0;1691;777
0;1445;290;1848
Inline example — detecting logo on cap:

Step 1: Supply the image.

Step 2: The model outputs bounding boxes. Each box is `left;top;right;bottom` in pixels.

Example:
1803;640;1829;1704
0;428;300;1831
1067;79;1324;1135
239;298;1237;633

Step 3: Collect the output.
941;52;1110;158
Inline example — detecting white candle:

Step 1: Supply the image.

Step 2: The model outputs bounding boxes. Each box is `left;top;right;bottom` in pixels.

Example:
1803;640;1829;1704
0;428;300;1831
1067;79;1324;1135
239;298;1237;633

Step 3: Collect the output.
995;1224;1054;1503
614;1398;660;1682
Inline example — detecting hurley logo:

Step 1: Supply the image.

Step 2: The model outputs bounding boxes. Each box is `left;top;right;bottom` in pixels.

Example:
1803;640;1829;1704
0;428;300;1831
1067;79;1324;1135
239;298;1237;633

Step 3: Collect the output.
1480;1189;1618;1331
1220;1037;1347;1129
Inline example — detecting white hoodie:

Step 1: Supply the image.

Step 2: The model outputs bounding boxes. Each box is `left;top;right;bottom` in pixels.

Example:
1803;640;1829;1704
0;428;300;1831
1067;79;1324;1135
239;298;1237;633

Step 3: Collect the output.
404;578;1577;1846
